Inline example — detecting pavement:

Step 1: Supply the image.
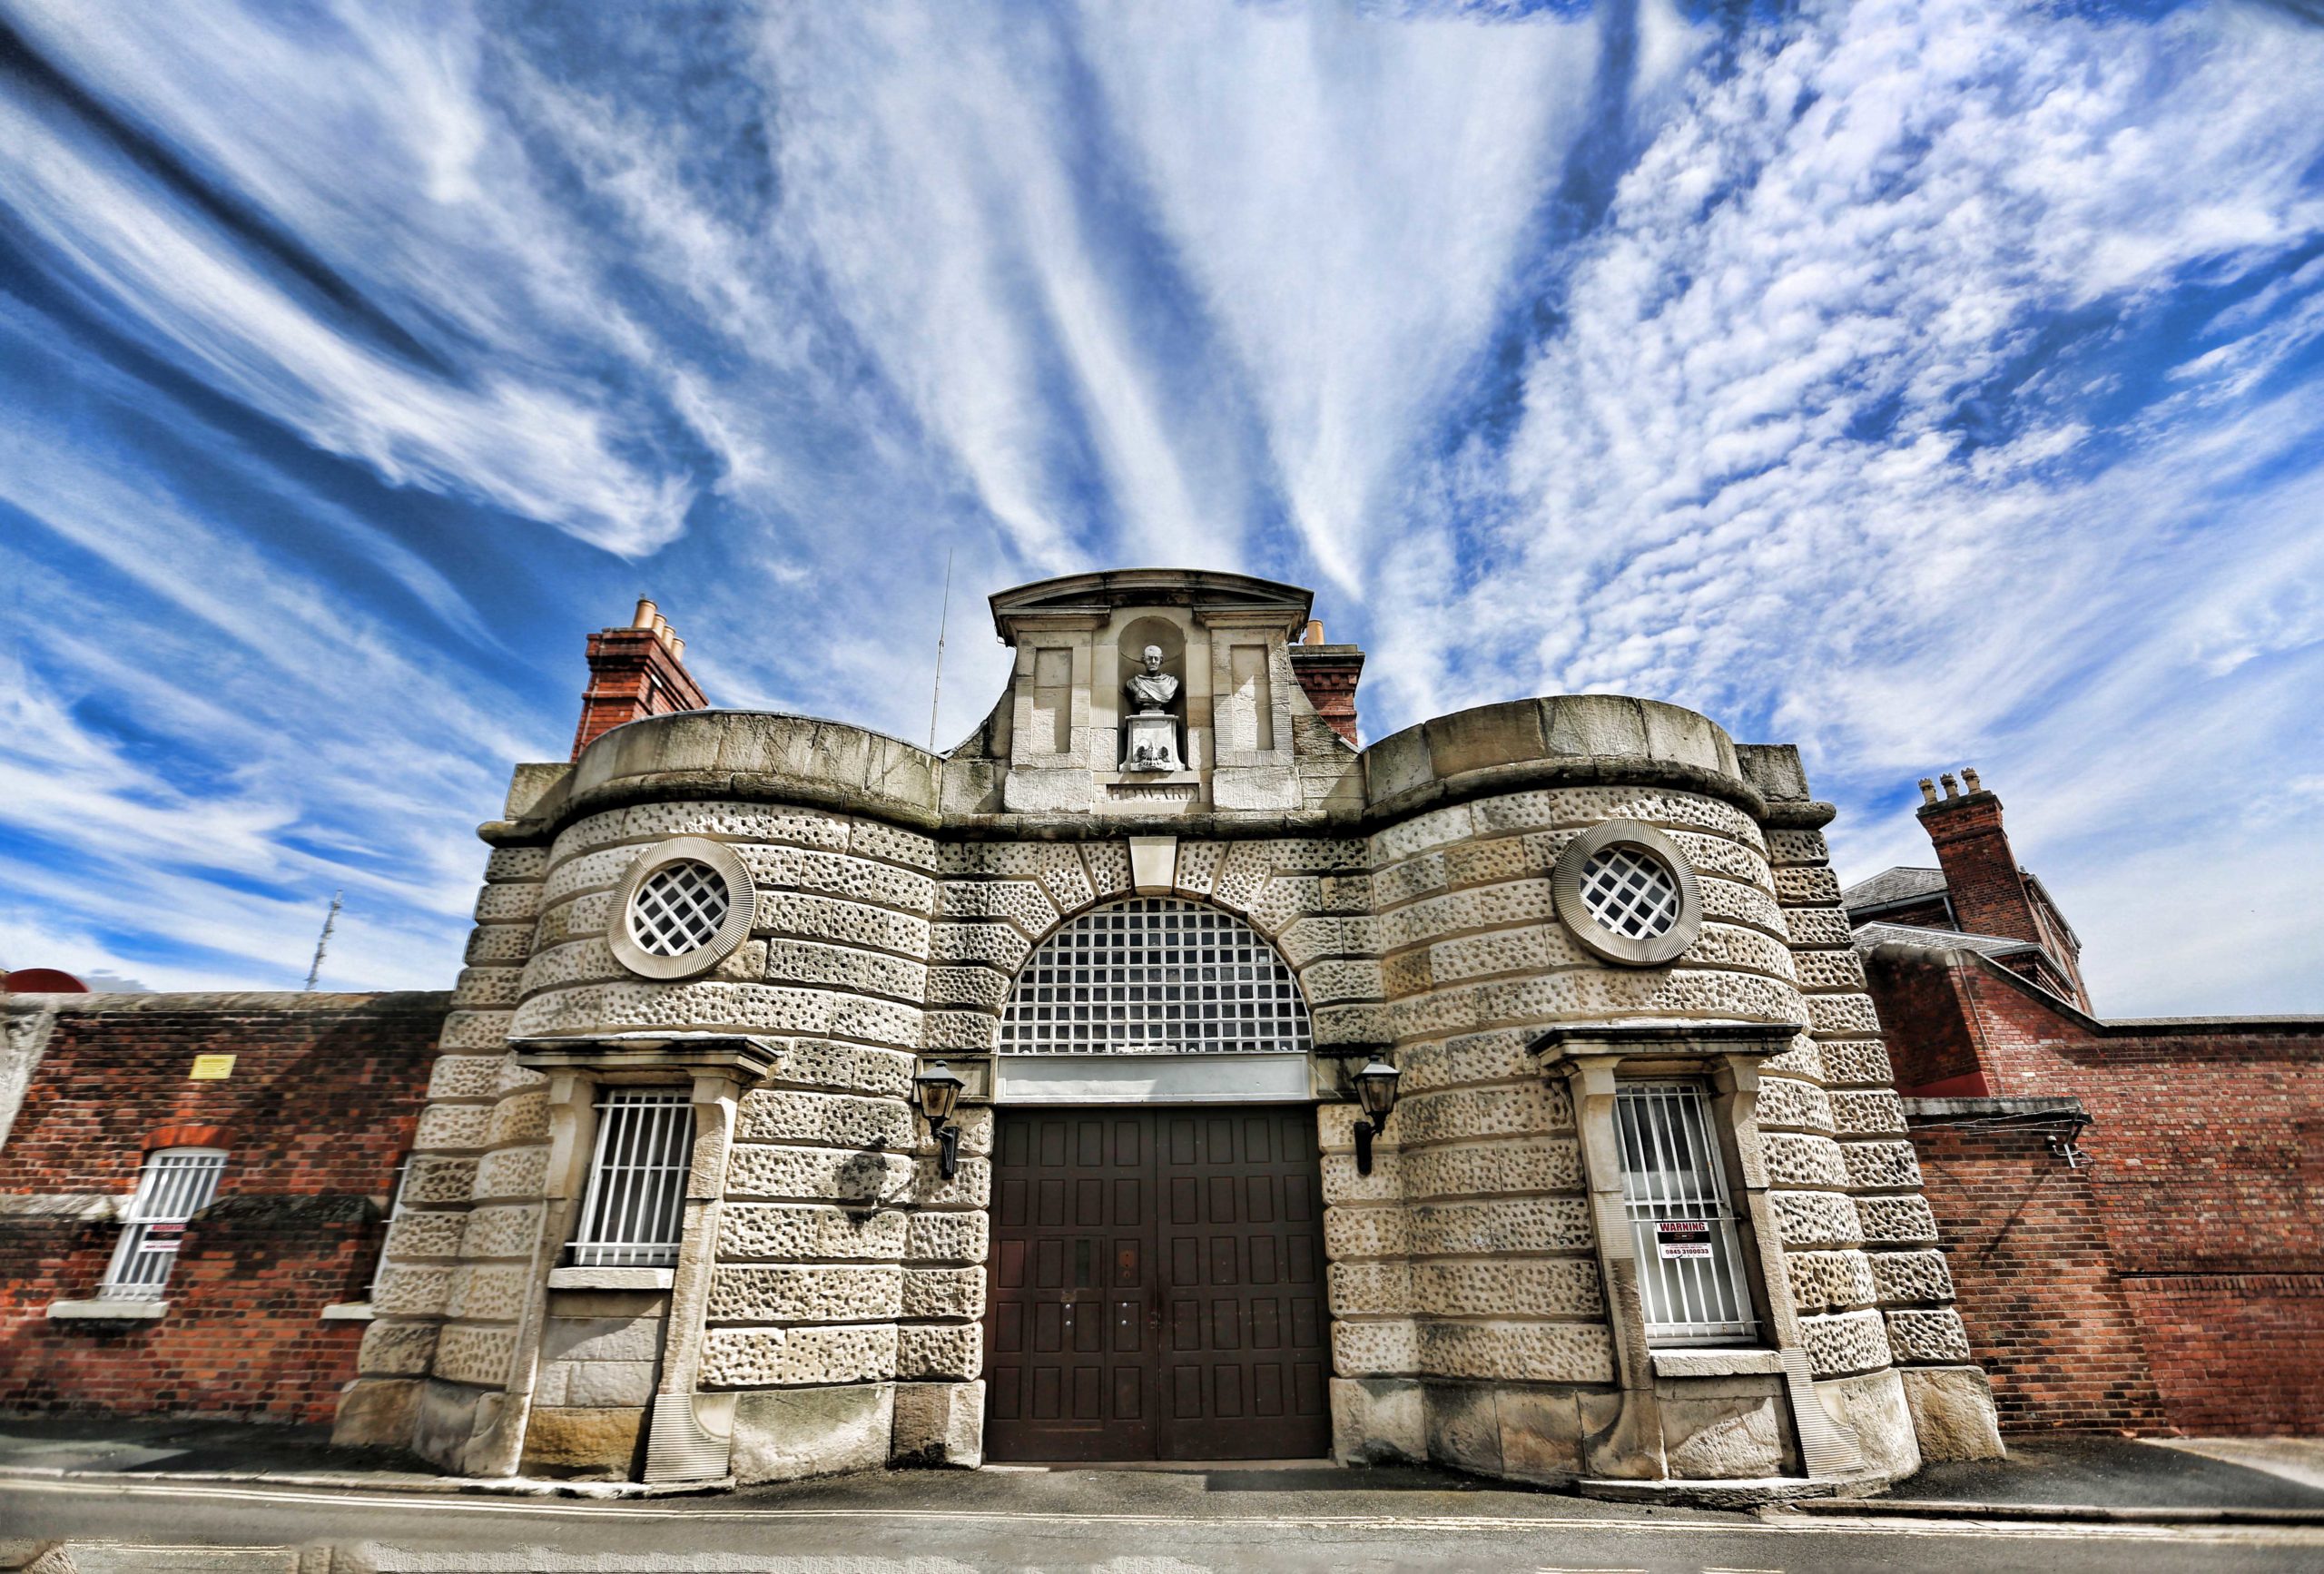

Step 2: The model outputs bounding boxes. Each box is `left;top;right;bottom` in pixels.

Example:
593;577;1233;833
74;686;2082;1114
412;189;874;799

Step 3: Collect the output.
0;1414;2320;1572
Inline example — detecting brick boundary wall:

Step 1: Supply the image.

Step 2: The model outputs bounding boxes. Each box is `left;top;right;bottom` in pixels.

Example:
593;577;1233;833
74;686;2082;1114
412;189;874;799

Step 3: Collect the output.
1874;945;2324;1436
0;993;447;1424
1905;1108;2166;1433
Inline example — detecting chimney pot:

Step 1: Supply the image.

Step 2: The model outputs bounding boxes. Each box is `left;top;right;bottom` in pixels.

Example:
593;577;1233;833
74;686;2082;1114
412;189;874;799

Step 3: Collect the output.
1303;619;1324;646
1962;765;1983;794
669;635;684;661
633;597;659;631
1918;778;1937;806
1940;772;1959;799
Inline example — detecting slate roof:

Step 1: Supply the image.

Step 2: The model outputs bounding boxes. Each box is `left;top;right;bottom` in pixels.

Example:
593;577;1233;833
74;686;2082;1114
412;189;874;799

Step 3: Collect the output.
1841;866;1948;914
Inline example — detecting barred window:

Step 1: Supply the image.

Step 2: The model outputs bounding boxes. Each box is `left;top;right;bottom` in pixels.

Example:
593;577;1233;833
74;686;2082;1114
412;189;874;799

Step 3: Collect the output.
1617;1081;1758;1343
102;1148;226;1299
627;860;730;957
1581;844;1682;940
998;898;1311;1055
571;1089;694;1268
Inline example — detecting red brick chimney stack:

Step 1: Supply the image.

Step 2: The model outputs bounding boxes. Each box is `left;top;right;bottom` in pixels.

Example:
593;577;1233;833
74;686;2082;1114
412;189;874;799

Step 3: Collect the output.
569;596;709;759
1917;766;2091;1009
1287;618;1364;746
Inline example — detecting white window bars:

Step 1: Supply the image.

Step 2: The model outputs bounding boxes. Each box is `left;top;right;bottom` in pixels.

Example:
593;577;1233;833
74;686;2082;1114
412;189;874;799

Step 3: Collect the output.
570;1089;694;1268
627;860;730;958
1616;1081;1758;1343
101;1148;226;1299
997;898;1312;1055
1581;843;1683;940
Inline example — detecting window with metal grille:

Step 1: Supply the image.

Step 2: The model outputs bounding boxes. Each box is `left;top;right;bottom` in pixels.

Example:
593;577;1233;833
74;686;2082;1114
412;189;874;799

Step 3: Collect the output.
570;1089;694;1267
1581;844;1682;940
1616;1081;1758;1343
997;898;1312;1055
626;860;730;958
101;1148;226;1298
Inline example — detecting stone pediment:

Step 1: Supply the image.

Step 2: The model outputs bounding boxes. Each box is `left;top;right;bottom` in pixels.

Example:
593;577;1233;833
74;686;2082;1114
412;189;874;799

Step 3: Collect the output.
988;568;1313;643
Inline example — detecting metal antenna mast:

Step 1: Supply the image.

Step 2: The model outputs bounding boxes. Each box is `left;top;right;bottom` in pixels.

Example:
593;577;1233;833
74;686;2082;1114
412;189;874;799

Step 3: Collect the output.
928;548;954;752
303;890;343;992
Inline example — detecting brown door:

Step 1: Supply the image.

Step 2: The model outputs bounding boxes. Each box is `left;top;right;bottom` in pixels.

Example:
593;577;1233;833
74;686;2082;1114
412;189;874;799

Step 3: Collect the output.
985;1106;1330;1461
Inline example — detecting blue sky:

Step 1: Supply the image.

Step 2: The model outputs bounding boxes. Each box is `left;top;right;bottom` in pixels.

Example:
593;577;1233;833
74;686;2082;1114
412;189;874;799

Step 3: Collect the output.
2;0;2321;1014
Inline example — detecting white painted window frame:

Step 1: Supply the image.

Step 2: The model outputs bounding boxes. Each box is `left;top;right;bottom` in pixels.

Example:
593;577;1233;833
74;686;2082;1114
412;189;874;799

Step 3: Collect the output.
568;1087;695;1268
101;1147;227;1299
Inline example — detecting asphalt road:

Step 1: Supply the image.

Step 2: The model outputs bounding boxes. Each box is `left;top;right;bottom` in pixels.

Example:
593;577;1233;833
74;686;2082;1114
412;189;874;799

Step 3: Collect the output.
4;1473;2321;1574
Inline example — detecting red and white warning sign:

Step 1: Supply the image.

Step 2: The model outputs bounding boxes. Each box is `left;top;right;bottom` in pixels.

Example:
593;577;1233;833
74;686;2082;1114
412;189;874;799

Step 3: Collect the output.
1656;1220;1714;1260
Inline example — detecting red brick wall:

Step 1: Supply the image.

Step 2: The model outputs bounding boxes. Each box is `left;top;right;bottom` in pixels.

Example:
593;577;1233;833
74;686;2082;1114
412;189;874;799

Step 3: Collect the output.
1909;1117;2166;1432
0;993;446;1423
1875;947;2324;1434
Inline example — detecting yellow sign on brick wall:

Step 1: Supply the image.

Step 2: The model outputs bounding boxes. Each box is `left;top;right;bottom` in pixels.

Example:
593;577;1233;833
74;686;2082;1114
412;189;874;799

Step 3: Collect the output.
188;1054;236;1080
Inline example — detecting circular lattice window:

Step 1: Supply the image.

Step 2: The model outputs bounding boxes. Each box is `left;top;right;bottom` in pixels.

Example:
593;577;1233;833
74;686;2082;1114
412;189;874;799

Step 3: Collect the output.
606;837;756;980
1551;821;1702;967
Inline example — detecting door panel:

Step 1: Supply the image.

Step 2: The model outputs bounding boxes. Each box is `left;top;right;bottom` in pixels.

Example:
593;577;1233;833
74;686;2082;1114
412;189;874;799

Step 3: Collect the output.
984;1105;1331;1462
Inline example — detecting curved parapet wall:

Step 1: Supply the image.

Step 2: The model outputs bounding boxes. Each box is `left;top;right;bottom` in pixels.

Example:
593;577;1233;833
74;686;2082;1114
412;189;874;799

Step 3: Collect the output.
344;667;1994;1490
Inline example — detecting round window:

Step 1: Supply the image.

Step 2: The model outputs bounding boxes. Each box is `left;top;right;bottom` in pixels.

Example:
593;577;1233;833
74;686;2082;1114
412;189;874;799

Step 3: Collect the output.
606;837;755;980
628;861;731;957
1551;821;1702;967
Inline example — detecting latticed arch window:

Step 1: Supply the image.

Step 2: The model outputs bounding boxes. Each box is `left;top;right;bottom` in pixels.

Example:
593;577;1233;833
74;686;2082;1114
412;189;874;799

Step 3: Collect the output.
998;898;1312;1055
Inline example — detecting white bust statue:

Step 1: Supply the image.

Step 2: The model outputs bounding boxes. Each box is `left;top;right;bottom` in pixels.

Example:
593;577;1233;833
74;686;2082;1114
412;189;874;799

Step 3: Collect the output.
1123;645;1178;713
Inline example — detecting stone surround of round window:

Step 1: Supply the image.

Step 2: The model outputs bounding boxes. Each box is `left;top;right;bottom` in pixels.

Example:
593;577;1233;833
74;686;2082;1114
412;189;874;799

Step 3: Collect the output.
1551;821;1703;968
607;837;756;980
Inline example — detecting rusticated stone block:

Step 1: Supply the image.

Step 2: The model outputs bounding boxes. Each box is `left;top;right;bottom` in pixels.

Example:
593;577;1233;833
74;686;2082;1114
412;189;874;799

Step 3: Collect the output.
1784;907;1854;947
761;939;928;1004
358;1319;439;1376
724;1145;913;1205
1418;1321;1614;1384
1793;949;1867;991
719;1204;909;1262
1753;1077;1834;1133
1773;867;1842;906
706;1264;902;1323
383;1210;468;1261
1395;1030;1541;1093
467;924;532;964
904;1209;989;1264
1868;1249;1954;1306
1762;1132;1848;1188
1856;1194;1938;1246
735;1088;916;1149
1839;1139;1922;1191
1799;1308;1890;1377
445;1264;531;1322
897;1323;981;1381
1406;1197;1593;1255
703;1323;900;1387
1331;1318;1420;1376
760;893;931;959
1807;995;1881;1035
1396;1137;1583;1199
1786;1249;1877;1313
852;819;937;871
461;1202;545;1260
1818;1038;1895;1087
1392;1083;1571;1146
472;1143;549;1199
1828;1089;1906;1136
486;1091;550;1146
432;1323;518;1387
427;1054;507;1100
1409;1259;1602;1319
1767;829;1828;865
901;1265;987;1320
1328;1261;1415;1317
1769;1190;1861;1248
1886;1308;1974;1365
372;1264;451;1318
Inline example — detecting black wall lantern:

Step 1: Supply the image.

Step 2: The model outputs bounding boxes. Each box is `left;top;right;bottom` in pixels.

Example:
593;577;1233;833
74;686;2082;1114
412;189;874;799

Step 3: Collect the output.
913;1059;968;1180
1351;1058;1400;1176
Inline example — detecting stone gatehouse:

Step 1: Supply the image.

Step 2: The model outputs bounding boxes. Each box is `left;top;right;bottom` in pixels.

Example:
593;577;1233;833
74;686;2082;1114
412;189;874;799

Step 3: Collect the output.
333;567;2002;1490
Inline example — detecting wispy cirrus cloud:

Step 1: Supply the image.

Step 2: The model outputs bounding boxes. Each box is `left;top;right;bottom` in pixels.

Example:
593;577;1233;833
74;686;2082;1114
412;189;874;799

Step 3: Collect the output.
1;0;2319;1014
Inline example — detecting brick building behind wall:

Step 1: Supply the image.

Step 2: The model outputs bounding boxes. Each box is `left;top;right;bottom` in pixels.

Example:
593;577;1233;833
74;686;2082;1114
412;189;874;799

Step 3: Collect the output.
1846;772;2324;1437
0;992;446;1424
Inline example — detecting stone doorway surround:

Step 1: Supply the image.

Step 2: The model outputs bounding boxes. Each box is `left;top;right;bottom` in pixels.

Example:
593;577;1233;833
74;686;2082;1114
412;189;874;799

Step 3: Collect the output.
1535;1021;1866;1489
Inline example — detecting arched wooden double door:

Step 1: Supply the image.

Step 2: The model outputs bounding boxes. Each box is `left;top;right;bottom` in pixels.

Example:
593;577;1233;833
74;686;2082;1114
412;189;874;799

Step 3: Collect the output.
984;1104;1330;1461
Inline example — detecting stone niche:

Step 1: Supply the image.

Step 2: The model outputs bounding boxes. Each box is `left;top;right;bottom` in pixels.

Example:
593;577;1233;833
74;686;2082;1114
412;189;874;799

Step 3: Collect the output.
990;569;1311;817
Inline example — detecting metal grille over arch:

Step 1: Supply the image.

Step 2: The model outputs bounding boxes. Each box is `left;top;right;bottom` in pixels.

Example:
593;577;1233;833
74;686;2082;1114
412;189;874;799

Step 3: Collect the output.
997;898;1313;1055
